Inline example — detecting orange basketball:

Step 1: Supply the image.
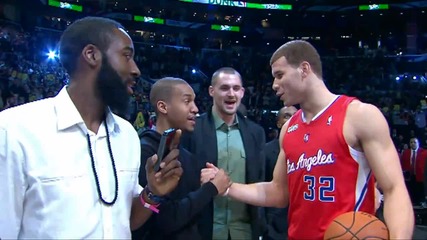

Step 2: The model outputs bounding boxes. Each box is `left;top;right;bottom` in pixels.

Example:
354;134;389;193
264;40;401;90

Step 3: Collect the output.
324;211;389;240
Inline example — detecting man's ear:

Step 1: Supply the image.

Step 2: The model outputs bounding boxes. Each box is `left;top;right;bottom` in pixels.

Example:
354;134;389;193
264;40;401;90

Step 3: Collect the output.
300;61;310;78
240;87;245;98
208;86;214;97
82;44;102;68
157;101;167;115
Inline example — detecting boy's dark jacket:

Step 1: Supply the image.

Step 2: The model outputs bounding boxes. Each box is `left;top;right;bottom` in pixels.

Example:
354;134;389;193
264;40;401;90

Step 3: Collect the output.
132;129;218;240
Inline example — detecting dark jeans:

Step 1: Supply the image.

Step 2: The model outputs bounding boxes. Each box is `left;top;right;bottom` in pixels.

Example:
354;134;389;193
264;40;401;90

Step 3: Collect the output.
406;175;425;204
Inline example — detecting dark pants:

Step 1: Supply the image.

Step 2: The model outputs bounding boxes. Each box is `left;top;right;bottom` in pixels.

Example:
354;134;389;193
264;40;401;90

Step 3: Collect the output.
406;175;425;204
376;202;384;222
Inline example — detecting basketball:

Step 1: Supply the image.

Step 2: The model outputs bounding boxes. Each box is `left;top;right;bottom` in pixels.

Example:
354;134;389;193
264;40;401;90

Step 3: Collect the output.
324;211;389;240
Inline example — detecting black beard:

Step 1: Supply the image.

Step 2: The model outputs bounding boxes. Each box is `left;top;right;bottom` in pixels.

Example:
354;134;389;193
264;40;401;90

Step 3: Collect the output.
96;56;130;116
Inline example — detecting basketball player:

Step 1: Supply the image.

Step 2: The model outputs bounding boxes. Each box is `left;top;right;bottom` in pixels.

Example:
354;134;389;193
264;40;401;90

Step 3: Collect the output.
224;40;414;239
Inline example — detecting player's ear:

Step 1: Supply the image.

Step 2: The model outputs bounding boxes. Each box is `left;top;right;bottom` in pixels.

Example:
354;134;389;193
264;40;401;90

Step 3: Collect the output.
299;62;310;78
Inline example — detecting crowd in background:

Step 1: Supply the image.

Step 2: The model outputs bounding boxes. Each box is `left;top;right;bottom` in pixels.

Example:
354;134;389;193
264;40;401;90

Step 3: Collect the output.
1;19;426;150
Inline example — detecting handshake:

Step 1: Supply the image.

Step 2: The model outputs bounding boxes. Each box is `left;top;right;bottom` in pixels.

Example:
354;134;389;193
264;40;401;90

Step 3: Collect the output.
200;163;233;196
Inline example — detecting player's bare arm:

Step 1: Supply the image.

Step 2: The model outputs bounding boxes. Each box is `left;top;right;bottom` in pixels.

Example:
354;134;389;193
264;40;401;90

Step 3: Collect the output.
228;121;289;208
345;101;414;239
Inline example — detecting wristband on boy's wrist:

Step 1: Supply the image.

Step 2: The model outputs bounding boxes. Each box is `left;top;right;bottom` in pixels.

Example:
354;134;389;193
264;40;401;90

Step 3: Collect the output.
139;190;160;213
144;185;166;203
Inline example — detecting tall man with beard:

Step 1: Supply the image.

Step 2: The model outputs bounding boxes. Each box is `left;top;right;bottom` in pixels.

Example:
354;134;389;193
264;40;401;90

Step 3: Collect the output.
182;67;267;240
133;77;231;240
0;17;183;239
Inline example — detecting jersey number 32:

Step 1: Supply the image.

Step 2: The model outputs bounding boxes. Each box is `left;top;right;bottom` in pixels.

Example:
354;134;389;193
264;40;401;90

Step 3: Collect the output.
303;175;335;202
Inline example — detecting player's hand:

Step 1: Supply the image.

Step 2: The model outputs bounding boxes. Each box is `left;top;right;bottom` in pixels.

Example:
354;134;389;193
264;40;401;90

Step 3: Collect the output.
145;130;183;196
200;162;219;185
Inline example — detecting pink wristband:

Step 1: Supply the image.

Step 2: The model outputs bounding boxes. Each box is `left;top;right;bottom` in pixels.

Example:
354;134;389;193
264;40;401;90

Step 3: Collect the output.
139;191;160;213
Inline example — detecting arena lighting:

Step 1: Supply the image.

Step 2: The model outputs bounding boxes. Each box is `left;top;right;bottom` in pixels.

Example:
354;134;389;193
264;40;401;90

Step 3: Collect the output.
133;15;165;25
395;74;426;83
211;24;240;32
359;4;389;11
179;0;292;10
48;0;83;12
46;50;57;60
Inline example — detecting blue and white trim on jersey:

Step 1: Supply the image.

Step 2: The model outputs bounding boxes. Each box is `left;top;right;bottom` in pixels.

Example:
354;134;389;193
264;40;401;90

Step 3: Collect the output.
349;146;372;211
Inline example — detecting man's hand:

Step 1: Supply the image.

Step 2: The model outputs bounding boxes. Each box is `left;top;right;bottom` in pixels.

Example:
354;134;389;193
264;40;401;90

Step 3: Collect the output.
145;130;183;196
200;162;219;185
211;169;232;195
200;162;231;195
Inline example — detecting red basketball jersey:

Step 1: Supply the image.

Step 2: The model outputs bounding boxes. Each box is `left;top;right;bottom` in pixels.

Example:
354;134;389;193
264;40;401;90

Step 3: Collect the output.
283;96;375;240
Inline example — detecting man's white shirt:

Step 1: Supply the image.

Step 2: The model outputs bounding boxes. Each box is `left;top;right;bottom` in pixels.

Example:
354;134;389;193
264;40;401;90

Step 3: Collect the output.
0;87;142;239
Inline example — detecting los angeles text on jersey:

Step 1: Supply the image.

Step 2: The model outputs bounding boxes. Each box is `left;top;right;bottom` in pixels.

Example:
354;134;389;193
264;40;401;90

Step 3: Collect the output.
287;149;335;174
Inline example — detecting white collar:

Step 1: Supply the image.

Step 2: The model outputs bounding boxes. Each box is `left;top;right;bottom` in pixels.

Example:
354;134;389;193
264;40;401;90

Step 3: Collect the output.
53;86;120;135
